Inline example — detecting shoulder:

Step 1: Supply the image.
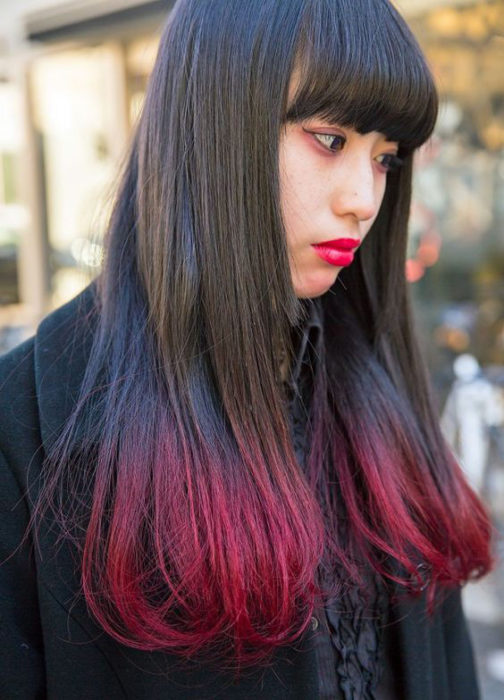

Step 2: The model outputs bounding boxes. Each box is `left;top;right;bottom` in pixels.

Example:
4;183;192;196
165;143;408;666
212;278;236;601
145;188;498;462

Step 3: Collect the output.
0;336;38;471
35;282;98;358
34;285;98;448
0;284;99;475
0;283;97;387
0;333;35;398
35;282;98;389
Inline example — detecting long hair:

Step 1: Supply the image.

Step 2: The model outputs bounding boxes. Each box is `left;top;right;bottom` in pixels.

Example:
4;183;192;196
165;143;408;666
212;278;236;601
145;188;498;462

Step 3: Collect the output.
39;0;492;667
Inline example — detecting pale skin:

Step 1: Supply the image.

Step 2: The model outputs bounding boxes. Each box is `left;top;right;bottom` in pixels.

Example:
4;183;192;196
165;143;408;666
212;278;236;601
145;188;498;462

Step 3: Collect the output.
279;119;401;298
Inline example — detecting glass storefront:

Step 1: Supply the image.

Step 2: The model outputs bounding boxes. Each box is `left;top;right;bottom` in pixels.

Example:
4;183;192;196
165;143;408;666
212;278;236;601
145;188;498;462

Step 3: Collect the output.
29;35;158;307
0;83;24;306
0;81;31;351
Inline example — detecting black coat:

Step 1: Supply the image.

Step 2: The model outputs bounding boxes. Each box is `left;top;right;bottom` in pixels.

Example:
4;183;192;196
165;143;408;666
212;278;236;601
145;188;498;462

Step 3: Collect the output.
0;290;480;699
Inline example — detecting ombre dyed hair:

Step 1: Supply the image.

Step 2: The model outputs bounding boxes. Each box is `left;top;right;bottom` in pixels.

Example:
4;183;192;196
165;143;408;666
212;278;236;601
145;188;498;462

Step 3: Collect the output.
40;0;492;667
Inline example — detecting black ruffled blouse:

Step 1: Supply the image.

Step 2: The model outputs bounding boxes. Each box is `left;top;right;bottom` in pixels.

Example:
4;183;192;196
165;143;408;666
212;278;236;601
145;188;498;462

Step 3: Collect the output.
284;299;398;700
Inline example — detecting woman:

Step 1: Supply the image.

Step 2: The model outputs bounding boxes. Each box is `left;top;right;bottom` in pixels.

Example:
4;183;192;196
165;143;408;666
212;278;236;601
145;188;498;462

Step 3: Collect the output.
0;0;492;698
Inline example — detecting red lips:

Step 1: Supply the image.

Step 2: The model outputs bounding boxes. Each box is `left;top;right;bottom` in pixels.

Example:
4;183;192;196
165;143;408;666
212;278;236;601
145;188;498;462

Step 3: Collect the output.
316;237;361;251
311;237;360;267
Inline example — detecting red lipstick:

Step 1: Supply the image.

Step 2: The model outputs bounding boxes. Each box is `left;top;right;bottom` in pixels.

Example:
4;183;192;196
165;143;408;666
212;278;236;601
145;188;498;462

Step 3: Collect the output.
311;238;360;267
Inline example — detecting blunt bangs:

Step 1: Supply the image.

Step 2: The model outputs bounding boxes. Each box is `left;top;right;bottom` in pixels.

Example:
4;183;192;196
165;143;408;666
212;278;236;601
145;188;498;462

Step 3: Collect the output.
285;0;438;152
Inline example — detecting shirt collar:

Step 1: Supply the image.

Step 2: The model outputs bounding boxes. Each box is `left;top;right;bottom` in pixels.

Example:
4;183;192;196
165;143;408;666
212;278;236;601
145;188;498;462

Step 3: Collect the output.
287;298;324;393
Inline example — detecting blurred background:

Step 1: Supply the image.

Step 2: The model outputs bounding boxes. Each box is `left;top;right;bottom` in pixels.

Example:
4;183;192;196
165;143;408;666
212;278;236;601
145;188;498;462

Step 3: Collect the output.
0;0;502;695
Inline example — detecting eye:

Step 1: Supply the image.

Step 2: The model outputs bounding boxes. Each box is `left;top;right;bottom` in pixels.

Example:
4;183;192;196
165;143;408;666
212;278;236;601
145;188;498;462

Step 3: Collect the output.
375;153;404;173
312;132;346;152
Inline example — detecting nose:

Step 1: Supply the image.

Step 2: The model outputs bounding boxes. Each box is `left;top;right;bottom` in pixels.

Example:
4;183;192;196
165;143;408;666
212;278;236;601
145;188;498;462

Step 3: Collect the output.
329;154;379;223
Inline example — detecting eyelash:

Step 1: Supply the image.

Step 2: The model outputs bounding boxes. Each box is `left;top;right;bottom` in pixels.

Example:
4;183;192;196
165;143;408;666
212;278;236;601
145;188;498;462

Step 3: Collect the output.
311;132;404;173
375;153;404;173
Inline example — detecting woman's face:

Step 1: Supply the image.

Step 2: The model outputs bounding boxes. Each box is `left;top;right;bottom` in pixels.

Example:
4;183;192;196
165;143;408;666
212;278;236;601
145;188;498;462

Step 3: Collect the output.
279;119;400;298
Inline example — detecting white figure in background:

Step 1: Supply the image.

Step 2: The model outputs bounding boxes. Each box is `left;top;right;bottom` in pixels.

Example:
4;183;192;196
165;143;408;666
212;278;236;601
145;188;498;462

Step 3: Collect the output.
441;354;503;494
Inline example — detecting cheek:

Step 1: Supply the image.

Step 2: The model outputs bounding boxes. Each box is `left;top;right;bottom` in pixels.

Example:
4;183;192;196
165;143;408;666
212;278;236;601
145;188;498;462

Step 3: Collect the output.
280;173;306;250
280;171;322;252
279;135;322;249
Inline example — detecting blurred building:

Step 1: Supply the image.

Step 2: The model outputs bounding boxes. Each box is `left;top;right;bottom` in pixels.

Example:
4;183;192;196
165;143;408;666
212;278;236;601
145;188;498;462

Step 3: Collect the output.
0;0;170;349
400;0;504;386
0;0;503;369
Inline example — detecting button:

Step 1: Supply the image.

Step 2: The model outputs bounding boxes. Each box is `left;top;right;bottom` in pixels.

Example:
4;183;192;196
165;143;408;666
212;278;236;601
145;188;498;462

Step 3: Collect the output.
310;616;319;631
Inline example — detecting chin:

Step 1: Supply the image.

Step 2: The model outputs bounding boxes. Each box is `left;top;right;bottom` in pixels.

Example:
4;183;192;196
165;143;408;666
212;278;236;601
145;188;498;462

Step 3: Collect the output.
293;270;340;299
